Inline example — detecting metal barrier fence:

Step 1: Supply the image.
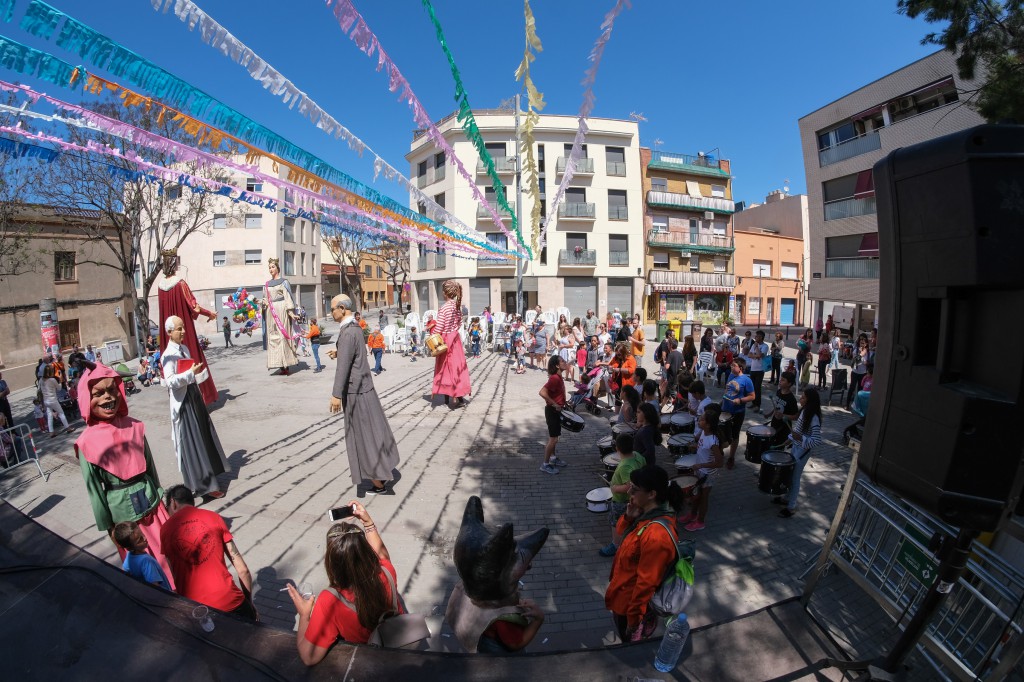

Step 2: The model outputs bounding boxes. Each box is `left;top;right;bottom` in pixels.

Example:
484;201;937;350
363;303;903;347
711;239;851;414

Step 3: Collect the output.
803;458;1024;680
0;423;47;482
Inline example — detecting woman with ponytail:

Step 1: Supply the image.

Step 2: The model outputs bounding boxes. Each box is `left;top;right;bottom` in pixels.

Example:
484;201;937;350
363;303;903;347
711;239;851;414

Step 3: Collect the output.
432;280;471;408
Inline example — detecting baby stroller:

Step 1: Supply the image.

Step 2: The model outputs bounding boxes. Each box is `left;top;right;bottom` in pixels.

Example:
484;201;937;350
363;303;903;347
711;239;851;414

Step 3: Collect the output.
114;362;139;394
568;366;607;415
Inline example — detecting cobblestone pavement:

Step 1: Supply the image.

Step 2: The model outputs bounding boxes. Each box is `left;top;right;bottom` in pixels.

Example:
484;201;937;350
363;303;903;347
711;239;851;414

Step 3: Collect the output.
0;325;887;656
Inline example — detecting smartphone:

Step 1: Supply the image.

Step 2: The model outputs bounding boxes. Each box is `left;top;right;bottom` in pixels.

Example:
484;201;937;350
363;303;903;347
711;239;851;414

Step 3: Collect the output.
327;505;354;522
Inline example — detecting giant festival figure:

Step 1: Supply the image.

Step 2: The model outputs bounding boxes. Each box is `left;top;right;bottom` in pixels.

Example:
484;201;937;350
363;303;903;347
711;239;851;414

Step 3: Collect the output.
157;249;218;404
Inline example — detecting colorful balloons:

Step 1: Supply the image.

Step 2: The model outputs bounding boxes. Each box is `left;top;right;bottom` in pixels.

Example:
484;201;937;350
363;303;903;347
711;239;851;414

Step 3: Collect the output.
225;286;262;324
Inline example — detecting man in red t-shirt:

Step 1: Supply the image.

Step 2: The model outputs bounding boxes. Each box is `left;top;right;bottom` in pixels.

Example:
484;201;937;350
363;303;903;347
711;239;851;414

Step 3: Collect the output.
538;355;568;475
160;485;258;621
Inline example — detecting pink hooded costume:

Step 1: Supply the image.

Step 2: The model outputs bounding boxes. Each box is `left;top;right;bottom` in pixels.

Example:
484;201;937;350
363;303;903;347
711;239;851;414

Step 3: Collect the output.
75;363;174;588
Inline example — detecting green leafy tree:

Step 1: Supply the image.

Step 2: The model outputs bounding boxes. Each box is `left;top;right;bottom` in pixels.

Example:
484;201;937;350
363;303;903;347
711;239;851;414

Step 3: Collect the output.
899;0;1024;121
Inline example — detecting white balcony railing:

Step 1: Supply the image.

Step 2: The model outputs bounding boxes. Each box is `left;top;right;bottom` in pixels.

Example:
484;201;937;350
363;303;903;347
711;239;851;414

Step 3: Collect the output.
649;270;735;290
818;130;881;167
646;190;735;214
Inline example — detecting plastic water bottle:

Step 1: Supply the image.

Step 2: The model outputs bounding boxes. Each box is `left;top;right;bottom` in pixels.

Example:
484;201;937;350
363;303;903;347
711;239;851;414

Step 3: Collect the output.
653;613;690;673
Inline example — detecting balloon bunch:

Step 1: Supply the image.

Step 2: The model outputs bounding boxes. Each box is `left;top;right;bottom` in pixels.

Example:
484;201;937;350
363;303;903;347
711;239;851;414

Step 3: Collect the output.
225;287;262;325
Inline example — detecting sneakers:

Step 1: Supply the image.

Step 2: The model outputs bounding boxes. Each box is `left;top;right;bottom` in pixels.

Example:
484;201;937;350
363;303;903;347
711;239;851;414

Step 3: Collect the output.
366;484;388;495
550;456;570;468
539;463;559;475
684;520;706;532
598;543;618;557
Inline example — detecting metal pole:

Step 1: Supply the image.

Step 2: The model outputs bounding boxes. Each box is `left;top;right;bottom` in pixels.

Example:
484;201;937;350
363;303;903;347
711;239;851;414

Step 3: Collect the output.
758;272;762;327
514;93;524;318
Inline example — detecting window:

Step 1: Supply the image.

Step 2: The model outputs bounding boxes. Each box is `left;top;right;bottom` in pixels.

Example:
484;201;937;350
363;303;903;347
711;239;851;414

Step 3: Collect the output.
566;233;588;251
606;146;626;176
58;319;80;349
301;253;307;276
435;152;445;169
283;217;296;242
312;227;318;245
609;235;628;266
284;251;295;276
486;232;508;251
711;220;727;236
213;213;227;229
284;188;294;204
608;190;628;220
300;221;306;244
689;255;699;272
434;192;445;209
714;258;728;273
54;251;76;281
485;142;506;157
564;143;587;156
311;255;316;273
652;252;670;269
666;294;686;312
164;184;182;200
823;173;859;202
651;215;668;233
133;264;141;288
566;187;587;202
710;185;726;198
418;160;427;177
540;246;547;265
245;213;262;229
244;249;262;265
752;260;771;277
246;177;263;192
377;266;384;278
817;122;857;151
650;177;668;192
748;297;761;315
781;262;799;279
213;251;226;267
364;264;372;276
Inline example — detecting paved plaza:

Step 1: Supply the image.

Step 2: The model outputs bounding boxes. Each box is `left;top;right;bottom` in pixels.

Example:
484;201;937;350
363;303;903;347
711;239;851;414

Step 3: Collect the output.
0;323;866;652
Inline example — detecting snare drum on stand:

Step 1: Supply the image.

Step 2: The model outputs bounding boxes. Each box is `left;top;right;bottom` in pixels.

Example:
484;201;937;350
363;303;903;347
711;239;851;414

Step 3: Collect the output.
597;435;617;456
758;451;795;495
669;412;695;435
667;433;695;456
673;453;698;475
611;422;636;437
745;424;776;464
601;452;621;474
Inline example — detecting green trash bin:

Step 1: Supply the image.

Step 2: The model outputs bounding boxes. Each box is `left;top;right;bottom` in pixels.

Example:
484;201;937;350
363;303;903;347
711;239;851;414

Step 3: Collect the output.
668;319;682;340
657;320;669;342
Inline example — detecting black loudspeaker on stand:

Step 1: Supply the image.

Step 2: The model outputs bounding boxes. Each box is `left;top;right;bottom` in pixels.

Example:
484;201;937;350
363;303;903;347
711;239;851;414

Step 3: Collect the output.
859;124;1024;534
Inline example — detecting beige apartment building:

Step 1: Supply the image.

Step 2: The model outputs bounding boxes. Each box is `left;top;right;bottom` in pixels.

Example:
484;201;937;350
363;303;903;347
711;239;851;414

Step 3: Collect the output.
139;156;323;334
406;111;644;318
798;49;984;335
731;191;809;327
0;205;137;390
640;147;736;325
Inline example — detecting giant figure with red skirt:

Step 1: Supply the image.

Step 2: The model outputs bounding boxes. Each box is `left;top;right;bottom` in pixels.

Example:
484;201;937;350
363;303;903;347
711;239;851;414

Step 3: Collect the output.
157;249;218;404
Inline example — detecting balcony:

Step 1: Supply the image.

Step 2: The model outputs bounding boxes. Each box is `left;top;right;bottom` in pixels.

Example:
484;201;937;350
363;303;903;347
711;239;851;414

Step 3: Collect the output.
434;165;446;182
477;201;515;219
415;253;448;271
646;190;735;215
825;257;879;279
607;161;627;177
647;230;734;254
558;248;597;267
824;195;876;221
649;269;735;292
416;255;427;271
416;174;428;189
608;205;629;220
477;156;517;175
557;202;596;220
477;255;515;269
647;150;731;178
435;252;446;270
609;250;629;266
556;157;595;175
818;131;881;167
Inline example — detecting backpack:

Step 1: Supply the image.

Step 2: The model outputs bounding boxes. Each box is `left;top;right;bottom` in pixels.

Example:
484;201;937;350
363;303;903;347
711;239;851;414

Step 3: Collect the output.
637;518;695;617
327;570;430;648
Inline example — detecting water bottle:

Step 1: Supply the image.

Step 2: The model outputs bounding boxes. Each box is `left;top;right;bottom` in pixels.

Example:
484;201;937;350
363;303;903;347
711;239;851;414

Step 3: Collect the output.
653;613;690;673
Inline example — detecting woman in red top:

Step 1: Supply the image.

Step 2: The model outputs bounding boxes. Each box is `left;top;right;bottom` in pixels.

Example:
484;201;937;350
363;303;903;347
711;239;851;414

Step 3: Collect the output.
605;465;685;642
288;501;403;665
432;280;471;407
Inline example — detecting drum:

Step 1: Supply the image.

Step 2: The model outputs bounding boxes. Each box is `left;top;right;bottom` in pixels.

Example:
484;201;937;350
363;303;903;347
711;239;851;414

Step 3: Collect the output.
586;487;613;513
667;433;695;456
745;424;777;464
669;412;695;435
597;435;617;456
611;422;636;437
758;451;795;495
717;410;735;445
425;333;447;357
560;410;585;433
601;452;621;473
671;475;699;497
660;403;675;432
674;453;698;474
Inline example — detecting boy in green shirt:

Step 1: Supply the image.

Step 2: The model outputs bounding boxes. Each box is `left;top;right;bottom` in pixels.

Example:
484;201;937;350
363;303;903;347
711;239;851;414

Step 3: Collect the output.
599;433;647;557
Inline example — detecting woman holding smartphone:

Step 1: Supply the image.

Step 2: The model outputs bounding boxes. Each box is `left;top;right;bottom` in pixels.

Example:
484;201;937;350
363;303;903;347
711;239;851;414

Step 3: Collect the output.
287;501;404;664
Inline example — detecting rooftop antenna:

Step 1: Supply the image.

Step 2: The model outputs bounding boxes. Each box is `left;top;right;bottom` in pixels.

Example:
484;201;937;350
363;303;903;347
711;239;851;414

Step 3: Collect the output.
629;111;647;123
653;138;664;151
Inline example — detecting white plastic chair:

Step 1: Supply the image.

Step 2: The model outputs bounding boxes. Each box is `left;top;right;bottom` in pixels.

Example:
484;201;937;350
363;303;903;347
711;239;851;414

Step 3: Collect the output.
383;324;397;352
392;328;408;354
405;312;420;334
524;310;537;327
542;311;557;327
555;307;571;326
698;351;715;380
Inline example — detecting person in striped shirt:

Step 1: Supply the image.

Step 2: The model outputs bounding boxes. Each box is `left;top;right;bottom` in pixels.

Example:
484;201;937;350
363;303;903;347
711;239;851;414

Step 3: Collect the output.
775;387;822;518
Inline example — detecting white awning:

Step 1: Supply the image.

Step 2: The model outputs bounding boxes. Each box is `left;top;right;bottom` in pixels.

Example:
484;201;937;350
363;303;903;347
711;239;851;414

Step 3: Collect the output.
685;180;703;197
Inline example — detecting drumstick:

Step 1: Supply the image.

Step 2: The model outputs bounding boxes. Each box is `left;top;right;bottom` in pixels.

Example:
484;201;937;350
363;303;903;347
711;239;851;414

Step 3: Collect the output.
598;473;613;485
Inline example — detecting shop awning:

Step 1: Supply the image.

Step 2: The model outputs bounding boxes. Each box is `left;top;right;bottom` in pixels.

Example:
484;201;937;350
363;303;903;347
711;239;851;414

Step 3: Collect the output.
858;232;879;257
649;270;733;293
854;169;875;199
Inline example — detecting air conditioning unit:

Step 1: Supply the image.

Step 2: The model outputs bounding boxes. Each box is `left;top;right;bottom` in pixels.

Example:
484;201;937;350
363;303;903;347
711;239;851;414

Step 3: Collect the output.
899;96;915;110
704;211;715;220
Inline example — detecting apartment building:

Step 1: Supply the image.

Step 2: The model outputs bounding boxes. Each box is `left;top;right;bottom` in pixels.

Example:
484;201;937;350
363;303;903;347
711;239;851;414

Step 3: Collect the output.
139;156;323;332
406;111;644;318
639;147;736;325
731;191;809;327
319;246;394;312
798;49;984;335
0;205;137;390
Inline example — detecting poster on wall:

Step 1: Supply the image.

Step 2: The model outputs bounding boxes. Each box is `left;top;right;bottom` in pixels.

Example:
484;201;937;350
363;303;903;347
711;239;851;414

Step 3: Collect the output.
40;309;60;354
658;294;667;320
728;295;736;322
693;294;727;326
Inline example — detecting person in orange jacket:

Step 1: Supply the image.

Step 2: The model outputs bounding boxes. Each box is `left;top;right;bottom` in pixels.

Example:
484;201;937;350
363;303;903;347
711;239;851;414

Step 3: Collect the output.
367;326;386;376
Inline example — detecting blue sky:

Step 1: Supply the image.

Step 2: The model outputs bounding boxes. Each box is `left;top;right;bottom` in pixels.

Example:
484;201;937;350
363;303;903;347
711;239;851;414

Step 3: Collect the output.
5;0;942;207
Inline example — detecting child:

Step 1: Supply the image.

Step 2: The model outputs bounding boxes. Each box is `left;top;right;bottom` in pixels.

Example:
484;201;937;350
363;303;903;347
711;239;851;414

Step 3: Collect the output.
408;325;420;360
113;520;171;590
679;406;723;532
513;332;527;374
470;317;482;358
633;402;663;461
33;399;48;433
689;380;713;417
641;379;660;413
538;355;568;474
576;342;588;378
598;433;645;557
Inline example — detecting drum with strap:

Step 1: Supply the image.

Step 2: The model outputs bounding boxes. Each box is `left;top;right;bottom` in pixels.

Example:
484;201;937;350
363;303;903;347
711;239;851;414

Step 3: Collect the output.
601;452;621;474
667;433;695;456
560;409;585;433
671;475;699;497
597;435;617;456
674;453;698;475
669;412;695;435
611;422;636;437
745;424;776;464
585;487;612;513
758;451;795;495
425;333;447;357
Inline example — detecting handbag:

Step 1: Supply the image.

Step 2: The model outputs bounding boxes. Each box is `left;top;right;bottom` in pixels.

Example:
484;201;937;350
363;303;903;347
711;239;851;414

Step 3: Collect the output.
328;570;430;648
637;518;695;617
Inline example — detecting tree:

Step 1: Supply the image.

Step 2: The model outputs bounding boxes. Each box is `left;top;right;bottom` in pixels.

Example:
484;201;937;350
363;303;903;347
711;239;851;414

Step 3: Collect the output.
0;96;45;279
899;0;1024;121
322;229;374;311
37;100;237;349
377;241;410;312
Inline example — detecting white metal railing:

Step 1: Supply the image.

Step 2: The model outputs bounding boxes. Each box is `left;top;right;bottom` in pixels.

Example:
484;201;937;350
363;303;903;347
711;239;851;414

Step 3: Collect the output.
647;190;735;214
647;230;733;250
0;423;47;481
824;195;877;221
649;271;735;289
818;131;882;167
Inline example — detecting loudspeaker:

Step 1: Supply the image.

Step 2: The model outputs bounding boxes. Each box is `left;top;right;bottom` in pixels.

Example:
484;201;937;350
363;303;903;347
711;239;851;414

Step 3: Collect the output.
859;124;1024;532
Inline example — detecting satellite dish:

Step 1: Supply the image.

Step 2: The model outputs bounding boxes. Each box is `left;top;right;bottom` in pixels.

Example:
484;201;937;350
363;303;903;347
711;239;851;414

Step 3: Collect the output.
783;186;790;193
